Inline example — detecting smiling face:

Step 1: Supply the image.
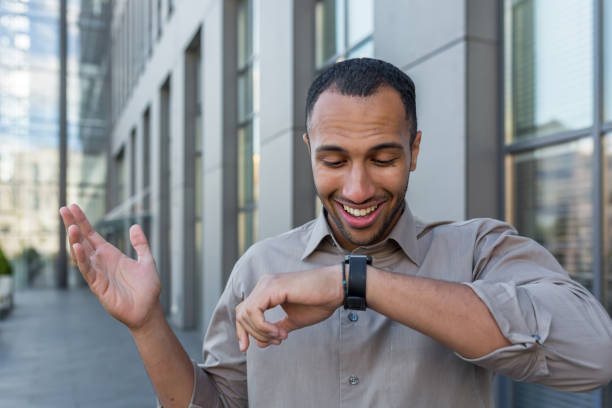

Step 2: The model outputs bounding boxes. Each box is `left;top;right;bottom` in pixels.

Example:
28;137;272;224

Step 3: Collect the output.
305;86;422;250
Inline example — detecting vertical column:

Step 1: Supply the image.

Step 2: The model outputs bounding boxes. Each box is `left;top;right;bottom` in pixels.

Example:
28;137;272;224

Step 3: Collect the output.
292;0;317;227
169;58;187;327
201;0;237;329
57;0;68;288
375;0;468;222
258;0;294;239
465;0;500;219
259;0;317;241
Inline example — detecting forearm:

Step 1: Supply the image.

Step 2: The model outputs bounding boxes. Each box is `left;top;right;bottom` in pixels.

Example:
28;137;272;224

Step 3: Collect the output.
129;302;196;408
366;267;510;358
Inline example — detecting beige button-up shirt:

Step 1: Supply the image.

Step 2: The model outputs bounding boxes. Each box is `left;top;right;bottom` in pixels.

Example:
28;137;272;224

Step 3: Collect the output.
186;205;612;407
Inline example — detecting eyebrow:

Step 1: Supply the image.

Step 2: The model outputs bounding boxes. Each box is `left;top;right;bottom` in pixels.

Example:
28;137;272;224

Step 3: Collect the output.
315;142;404;154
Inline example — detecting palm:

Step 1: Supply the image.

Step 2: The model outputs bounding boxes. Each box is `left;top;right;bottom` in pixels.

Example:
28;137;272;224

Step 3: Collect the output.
90;243;160;328
60;204;161;330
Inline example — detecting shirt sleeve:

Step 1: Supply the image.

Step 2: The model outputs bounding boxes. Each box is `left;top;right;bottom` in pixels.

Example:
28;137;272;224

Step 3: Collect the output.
156;262;248;408
188;261;249;407
457;219;612;392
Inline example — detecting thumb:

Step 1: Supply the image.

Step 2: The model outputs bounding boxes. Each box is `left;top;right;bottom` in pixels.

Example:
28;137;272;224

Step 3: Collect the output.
274;317;297;339
129;224;154;264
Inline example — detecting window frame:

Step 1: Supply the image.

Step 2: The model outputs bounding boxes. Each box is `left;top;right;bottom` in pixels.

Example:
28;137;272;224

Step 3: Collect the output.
498;1;611;407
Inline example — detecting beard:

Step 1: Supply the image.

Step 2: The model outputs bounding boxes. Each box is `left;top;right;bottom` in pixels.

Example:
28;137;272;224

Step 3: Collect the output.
319;172;410;248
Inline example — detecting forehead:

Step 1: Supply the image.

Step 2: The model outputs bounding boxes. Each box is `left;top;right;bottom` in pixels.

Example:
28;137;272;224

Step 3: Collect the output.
308;86;409;145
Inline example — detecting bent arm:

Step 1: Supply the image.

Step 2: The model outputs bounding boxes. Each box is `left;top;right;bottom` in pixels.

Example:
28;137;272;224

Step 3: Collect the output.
365;267;511;359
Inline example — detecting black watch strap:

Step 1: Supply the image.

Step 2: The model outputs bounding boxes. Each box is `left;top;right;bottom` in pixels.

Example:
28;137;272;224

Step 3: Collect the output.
343;254;372;310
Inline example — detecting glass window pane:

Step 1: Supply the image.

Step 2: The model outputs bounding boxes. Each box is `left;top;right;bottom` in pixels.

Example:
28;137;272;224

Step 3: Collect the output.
347;39;373;59
238;209;256;255
602;133;612;315
346;0;373;47
238;123;254;208
605;0;612;122
237;69;253;123
507;138;593;290
195;154;202;218
237;0;252;69
504;0;593;143
195;219;202;274
315;0;339;68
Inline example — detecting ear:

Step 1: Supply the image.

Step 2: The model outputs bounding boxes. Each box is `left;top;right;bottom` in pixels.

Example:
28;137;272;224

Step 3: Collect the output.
410;131;422;171
302;133;311;154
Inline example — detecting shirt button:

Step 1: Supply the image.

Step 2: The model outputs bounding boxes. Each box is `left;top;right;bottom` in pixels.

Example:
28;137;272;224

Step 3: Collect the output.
348;376;359;385
348;311;358;322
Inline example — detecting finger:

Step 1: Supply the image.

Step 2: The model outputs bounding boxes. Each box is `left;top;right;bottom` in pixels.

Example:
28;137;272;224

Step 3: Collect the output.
236;305;279;344
66;226;78;265
72;243;95;284
235;321;250;352
240;314;277;344
68;225;94;258
273;317;294;339
129;224;154;264
68;203;106;249
246;308;278;341
59;206;76;230
256;338;281;348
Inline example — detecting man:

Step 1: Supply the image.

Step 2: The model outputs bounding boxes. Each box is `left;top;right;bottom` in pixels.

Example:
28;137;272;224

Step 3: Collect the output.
60;58;612;408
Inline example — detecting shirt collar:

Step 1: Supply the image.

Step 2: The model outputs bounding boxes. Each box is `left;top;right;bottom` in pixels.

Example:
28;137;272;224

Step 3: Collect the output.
301;201;421;266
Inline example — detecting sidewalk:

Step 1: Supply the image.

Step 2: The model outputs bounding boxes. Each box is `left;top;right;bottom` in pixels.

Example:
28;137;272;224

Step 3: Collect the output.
0;288;203;407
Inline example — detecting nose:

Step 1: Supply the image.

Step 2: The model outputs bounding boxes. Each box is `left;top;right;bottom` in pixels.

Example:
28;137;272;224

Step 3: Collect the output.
342;162;375;204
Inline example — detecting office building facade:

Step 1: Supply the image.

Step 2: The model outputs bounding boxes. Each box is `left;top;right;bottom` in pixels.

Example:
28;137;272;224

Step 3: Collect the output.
106;1;611;406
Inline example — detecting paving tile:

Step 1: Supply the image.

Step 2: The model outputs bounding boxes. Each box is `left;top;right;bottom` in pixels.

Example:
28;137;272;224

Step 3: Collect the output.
0;288;204;408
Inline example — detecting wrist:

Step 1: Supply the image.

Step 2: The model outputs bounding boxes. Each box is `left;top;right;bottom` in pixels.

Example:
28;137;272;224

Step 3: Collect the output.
129;301;167;339
343;254;371;310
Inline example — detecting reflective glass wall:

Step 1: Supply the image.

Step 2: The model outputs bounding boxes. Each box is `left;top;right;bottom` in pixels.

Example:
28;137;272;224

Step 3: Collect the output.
0;0;109;288
237;0;260;256
504;0;612;406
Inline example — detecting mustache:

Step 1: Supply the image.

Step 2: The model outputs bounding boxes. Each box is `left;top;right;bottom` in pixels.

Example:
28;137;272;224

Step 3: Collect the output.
332;195;390;205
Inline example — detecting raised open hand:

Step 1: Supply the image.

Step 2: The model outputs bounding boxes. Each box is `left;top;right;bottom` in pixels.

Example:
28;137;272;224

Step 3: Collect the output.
59;204;161;330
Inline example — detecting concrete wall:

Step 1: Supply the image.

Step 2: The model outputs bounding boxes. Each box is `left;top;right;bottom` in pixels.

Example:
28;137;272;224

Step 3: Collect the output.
375;0;499;222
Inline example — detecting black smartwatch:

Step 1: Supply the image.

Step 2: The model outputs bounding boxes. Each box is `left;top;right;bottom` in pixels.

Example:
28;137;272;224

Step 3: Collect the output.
343;254;372;310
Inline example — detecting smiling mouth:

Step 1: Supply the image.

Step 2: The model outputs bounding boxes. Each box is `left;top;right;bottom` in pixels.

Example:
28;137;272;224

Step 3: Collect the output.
335;200;385;229
342;203;379;217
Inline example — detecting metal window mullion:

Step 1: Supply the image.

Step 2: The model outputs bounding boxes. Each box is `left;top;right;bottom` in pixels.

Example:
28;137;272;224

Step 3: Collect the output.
504;128;594;154
592;0;604;405
603;122;612;133
592;0;603;303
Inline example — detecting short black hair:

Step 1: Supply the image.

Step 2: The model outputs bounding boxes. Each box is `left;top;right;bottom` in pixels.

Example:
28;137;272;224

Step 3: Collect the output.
305;58;417;144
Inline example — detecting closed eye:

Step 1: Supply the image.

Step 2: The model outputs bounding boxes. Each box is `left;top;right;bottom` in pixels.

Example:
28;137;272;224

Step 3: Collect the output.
322;159;346;167
372;158;397;166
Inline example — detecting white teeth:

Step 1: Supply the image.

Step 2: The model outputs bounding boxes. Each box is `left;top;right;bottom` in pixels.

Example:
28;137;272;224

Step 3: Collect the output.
342;204;378;217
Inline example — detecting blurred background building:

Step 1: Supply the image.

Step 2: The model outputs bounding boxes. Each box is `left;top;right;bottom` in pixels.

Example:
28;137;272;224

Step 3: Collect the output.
0;0;611;406
0;0;109;287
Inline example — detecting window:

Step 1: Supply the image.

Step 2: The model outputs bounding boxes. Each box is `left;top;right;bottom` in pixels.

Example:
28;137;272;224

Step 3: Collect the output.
142;107;151;246
157;0;162;39
129;128;136;198
504;0;593;142
605;0;612;122
503;0;608;406
314;0;374;69
237;0;260;255
185;30;202;326
115;147;125;206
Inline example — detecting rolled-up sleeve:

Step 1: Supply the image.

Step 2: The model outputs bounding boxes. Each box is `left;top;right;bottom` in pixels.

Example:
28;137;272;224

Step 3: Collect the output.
458;220;612;391
186;262;248;407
